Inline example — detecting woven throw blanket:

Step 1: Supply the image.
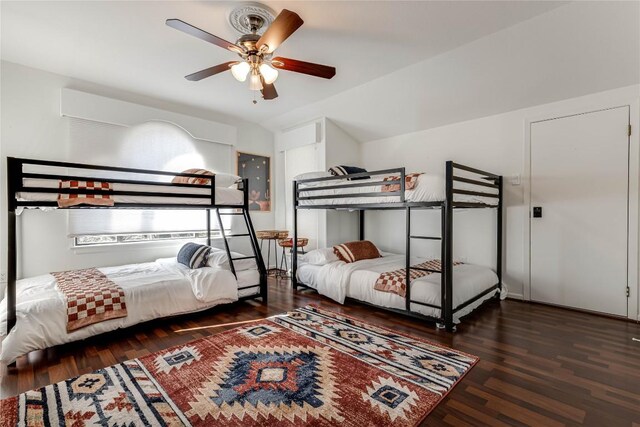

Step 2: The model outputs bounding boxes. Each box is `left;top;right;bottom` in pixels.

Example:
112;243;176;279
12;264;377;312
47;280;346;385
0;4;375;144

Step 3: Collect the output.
58;180;114;208
52;268;127;332
374;259;462;297
381;173;423;192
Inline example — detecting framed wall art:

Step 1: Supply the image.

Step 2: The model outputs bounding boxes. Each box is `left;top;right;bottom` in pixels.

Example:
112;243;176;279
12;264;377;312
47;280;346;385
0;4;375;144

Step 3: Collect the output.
236;151;271;212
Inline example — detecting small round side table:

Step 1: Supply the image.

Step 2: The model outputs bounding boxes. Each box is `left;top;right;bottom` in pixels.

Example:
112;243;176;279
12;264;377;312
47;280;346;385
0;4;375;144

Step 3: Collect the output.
256;230;289;276
278;237;309;278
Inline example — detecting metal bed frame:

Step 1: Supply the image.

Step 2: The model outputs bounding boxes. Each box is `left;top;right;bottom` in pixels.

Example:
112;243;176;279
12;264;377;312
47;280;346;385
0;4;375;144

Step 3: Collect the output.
5;156;268;335
291;161;502;332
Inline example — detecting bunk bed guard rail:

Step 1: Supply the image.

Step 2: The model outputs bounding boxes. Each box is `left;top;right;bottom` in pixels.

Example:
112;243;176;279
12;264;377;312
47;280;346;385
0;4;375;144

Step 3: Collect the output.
7;156;252;210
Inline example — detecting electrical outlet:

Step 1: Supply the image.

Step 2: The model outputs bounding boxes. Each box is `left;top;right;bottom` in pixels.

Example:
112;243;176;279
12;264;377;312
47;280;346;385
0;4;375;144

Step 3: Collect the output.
0;273;6;283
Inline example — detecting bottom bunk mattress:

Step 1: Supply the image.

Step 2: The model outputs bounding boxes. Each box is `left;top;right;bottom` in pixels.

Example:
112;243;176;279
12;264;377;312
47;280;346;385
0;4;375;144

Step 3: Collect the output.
296;253;503;321
0;258;260;364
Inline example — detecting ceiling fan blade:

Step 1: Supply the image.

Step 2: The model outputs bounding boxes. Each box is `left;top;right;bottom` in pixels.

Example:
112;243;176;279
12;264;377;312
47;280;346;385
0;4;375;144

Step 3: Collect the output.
271;57;336;79
166;19;243;54
256;9;303;54
185;62;237;81
261;77;278;100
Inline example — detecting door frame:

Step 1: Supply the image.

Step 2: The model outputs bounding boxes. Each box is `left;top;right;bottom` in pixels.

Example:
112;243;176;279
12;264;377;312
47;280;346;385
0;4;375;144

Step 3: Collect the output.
523;96;640;320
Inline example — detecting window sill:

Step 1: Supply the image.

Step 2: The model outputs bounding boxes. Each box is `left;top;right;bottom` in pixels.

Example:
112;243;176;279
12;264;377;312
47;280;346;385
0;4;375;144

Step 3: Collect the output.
70;236;228;254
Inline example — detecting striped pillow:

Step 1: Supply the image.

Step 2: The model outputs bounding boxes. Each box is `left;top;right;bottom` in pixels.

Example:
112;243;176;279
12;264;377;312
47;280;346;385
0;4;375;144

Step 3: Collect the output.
172;168;214;185
328;165;369;181
177;243;211;269
333;240;381;263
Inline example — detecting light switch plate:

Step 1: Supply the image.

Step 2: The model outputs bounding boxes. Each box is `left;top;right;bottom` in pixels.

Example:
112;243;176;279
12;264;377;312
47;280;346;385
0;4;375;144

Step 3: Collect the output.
510;174;521;186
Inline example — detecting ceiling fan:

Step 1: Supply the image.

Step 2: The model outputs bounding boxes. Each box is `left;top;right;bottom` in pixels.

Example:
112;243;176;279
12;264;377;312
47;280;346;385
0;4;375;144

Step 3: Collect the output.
166;6;336;101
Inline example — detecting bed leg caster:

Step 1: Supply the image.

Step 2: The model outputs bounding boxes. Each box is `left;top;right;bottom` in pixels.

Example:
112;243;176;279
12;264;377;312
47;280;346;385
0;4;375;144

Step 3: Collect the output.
436;323;457;332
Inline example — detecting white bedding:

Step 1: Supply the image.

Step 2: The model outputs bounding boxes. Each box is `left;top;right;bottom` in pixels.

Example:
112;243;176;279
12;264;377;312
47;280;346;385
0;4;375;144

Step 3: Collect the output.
297;254;504;321
16;178;243;205
0;258;260;364
298;173;497;206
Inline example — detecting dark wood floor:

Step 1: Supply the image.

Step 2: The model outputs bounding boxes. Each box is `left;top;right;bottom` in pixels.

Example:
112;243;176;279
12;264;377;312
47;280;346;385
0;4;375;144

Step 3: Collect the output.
2;277;640;426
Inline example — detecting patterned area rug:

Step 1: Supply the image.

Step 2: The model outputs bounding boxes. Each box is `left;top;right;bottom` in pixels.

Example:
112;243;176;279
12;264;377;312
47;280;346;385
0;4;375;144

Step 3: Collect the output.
0;305;478;426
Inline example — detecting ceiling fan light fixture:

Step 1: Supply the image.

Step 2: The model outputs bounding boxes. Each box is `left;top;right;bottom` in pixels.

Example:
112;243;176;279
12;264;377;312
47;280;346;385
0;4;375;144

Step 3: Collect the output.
249;72;263;91
259;63;279;84
231;61;250;82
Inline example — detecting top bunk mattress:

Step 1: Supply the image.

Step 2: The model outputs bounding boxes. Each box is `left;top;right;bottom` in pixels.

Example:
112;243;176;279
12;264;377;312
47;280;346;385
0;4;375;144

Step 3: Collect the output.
297;173;497;206
16;178;244;206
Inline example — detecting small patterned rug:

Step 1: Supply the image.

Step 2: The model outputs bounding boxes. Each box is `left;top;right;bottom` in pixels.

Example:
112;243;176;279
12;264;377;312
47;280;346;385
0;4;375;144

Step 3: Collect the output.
0;305;477;426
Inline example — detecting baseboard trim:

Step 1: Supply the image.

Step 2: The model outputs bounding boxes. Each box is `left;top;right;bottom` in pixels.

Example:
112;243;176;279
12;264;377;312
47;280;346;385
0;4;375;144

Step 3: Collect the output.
506;292;524;300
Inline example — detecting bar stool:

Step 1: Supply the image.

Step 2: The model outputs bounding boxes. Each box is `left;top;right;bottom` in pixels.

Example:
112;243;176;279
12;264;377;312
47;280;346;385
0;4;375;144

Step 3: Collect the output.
257;230;289;276
278;237;309;278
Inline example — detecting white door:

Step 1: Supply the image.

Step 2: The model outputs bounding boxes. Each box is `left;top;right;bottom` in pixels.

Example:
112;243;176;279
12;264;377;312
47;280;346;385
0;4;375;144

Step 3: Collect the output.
530;106;630;316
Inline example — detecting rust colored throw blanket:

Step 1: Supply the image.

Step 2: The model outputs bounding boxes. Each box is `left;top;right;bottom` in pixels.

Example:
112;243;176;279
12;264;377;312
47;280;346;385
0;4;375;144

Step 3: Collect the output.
52;268;127;332
57;180;115;208
374;260;462;297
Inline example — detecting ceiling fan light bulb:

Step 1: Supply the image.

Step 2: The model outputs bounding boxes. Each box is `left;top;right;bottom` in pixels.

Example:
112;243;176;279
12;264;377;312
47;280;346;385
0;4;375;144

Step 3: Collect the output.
249;73;263;91
259;63;279;84
231;61;250;82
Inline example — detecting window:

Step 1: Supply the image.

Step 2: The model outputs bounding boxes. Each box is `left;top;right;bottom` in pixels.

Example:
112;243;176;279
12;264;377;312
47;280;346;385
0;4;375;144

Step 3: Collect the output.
66;119;235;244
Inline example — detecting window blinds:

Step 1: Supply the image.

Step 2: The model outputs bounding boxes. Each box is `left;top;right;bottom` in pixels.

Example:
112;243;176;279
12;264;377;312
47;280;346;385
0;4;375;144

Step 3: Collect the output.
67;118;233;236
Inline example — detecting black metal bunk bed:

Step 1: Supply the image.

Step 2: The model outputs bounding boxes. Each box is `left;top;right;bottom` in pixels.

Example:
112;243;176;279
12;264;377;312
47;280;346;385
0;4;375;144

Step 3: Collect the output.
5;156;268;336
291;161;502;332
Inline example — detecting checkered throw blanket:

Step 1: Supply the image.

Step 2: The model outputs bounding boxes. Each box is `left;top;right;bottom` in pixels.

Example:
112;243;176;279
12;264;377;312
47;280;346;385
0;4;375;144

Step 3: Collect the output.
381;173;423;192
51;268;127;332
57;180;114;208
374;260;462;297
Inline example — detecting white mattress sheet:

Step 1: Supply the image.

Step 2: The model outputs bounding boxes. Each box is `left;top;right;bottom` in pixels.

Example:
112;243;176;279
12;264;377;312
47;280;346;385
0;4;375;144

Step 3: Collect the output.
16;178;243;205
297;254;500;321
298;173;497;205
0;259;261;363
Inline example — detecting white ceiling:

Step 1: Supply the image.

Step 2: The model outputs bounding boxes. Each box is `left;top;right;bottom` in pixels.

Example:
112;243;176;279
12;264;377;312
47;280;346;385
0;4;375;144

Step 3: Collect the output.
264;1;640;141
1;1;566;125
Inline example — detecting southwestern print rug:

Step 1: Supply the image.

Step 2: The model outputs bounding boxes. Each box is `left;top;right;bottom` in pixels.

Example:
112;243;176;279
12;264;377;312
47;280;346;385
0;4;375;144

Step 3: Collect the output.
0;305;478;426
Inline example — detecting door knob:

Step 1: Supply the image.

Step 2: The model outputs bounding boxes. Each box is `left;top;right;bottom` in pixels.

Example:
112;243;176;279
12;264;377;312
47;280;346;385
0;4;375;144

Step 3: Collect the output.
533;207;542;218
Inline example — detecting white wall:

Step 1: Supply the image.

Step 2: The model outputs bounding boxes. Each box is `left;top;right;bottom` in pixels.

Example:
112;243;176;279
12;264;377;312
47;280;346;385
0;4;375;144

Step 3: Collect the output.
360;85;640;302
325;119;361;246
0;61;274;283
274;118;361;250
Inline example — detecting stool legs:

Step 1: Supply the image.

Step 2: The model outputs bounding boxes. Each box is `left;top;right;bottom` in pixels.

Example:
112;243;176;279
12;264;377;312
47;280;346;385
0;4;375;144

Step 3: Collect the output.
266;239;271;273
278;246;288;278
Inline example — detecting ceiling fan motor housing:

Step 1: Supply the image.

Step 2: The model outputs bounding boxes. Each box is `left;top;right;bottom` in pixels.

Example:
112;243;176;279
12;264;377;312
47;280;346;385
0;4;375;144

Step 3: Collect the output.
237;33;261;52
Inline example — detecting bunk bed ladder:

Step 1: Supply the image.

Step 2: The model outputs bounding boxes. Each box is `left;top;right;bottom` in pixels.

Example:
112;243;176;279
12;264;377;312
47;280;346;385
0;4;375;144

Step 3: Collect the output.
214;207;268;302
241;208;268;302
405;208;446;316
215;208;238;278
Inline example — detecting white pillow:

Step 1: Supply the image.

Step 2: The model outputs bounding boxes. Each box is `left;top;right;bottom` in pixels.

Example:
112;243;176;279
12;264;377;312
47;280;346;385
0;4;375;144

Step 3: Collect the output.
207;248;257;271
215;172;241;188
155;258;238;303
294;171;331;181
301;248;339;265
188;267;238;303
